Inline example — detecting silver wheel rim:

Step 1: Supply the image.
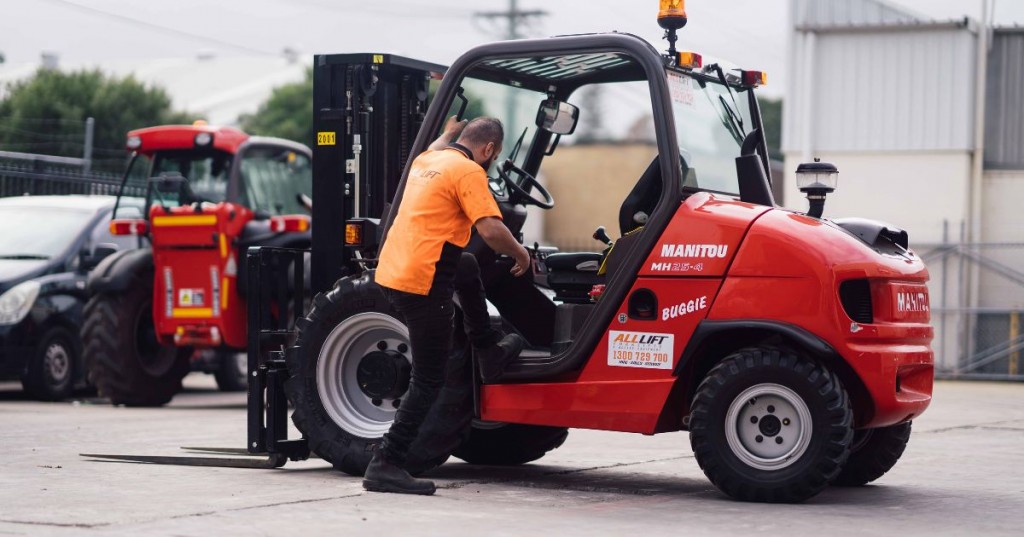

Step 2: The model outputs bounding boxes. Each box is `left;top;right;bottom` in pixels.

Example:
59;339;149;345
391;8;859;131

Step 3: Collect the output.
316;312;410;438
725;383;813;471
44;342;71;383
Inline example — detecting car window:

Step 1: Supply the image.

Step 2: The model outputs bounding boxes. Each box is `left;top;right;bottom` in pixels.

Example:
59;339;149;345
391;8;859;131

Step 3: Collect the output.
0;207;94;259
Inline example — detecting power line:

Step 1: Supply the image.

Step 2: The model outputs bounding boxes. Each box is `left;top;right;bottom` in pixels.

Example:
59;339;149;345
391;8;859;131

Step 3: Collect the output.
37;0;275;57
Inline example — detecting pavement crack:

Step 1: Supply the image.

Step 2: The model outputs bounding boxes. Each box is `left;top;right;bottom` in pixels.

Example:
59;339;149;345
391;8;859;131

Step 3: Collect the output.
0;519;103;529
919;419;1024;434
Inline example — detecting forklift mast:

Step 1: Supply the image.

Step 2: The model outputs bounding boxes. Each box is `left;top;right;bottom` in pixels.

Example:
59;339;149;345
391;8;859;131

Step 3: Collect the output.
311;53;447;295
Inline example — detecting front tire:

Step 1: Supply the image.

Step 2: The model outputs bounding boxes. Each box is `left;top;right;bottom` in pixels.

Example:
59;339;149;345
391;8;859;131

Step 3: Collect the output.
689;347;853;503
81;273;190;406
832;422;912;486
22;328;78;401
285;271;472;476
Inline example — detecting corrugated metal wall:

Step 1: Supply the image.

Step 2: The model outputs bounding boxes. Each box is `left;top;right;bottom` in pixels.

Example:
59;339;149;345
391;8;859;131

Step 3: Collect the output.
785;26;977;153
794;0;920;28
984;30;1024;169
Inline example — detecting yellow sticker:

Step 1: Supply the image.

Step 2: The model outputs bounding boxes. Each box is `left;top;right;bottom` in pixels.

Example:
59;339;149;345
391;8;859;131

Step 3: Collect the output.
317;132;336;146
373;54;384;64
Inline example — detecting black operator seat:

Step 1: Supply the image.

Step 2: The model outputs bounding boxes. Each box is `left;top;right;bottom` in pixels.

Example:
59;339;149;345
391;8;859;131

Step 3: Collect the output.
618;157;661;235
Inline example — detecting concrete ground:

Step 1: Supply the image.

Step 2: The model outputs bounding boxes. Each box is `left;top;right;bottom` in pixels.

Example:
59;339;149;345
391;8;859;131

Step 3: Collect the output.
1;377;1022;536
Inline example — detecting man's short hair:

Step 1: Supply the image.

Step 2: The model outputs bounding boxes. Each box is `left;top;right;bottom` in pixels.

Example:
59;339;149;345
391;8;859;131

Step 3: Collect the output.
457;117;504;147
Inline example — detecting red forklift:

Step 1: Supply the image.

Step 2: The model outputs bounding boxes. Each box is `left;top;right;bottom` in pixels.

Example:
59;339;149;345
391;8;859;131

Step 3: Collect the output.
82;123;313;405
86;2;934;503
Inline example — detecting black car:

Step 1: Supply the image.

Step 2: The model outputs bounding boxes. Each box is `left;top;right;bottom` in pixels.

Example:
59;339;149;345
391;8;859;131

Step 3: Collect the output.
0;195;141;400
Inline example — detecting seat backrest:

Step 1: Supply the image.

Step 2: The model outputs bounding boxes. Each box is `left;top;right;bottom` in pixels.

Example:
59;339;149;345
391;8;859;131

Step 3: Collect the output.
618;157;662;235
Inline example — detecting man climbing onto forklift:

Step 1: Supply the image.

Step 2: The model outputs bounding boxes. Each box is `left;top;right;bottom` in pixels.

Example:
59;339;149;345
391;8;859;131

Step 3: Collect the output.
364;116;531;495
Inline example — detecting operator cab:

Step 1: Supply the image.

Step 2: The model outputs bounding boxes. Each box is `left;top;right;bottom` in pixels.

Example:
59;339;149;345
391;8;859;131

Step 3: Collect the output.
381;32;775;380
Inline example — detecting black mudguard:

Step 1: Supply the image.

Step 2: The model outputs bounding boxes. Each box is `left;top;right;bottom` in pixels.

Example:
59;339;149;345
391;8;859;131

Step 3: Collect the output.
86;248;154;294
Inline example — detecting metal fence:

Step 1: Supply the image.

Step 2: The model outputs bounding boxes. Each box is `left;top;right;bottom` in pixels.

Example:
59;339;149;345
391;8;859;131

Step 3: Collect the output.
918;240;1024;381
0;160;144;199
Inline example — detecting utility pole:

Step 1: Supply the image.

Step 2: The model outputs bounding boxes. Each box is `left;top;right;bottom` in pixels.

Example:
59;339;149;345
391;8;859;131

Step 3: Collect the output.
474;1;548;146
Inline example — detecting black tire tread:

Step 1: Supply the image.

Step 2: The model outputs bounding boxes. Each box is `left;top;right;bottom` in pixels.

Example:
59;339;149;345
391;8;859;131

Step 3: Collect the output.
81;274;190;407
832;421;912;486
453;424;568;466
689;346;853;503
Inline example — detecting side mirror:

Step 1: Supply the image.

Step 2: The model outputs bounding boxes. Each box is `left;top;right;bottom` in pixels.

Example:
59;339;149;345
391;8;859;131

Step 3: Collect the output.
536;99;579;135
80;243;118;271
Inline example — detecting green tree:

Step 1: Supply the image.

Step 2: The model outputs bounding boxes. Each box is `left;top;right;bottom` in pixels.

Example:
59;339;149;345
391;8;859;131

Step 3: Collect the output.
240;67;314;147
757;97;783;160
0;68;188;171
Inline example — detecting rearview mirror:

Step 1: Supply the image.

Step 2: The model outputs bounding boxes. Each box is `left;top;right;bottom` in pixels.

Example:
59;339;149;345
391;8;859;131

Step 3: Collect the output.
536;99;579;135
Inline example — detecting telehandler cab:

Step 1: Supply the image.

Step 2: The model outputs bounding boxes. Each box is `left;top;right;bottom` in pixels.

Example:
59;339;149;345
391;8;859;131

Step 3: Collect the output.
85;2;934;504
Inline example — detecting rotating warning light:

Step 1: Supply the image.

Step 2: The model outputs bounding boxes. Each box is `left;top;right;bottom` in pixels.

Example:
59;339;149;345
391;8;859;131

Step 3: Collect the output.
658;0;688;30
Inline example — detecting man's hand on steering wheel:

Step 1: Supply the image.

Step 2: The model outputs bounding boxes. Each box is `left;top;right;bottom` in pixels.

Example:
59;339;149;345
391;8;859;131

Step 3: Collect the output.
497;159;555;209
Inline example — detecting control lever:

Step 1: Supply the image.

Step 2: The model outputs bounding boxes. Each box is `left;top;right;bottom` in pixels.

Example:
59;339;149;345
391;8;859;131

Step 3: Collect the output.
592;226;612;246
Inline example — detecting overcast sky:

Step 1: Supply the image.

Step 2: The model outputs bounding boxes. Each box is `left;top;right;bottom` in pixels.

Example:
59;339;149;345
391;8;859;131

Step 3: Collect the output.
2;0;1023;102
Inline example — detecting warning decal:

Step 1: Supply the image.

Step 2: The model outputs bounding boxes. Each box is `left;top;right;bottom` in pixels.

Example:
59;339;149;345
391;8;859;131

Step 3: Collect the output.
178;288;205;307
608;330;674;370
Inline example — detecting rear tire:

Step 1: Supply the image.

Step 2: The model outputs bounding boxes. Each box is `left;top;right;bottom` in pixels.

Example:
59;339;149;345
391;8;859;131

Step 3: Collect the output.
689;347;853;503
453;422;568;466
22;327;78;401
213;351;248;392
82;273;190;407
285;271;472;476
832;422;912;486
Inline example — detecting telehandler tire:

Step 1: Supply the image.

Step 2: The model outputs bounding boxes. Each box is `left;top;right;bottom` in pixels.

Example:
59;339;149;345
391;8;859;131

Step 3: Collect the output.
453;423;568;466
213;351;248;392
689;346;853;503
285;271;473;477
832;421;912;486
81;272;191;407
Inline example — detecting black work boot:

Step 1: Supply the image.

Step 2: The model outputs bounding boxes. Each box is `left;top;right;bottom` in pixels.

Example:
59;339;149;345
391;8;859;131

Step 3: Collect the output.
363;454;436;495
476;333;525;383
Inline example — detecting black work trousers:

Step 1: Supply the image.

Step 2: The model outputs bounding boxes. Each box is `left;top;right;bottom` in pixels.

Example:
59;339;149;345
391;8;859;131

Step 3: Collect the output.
379;253;497;466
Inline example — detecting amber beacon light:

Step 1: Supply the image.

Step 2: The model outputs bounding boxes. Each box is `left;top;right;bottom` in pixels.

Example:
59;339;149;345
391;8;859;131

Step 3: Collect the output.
658;1;688;57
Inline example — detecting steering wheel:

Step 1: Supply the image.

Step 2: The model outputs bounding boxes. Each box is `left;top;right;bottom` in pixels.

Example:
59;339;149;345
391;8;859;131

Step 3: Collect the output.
497;160;555;209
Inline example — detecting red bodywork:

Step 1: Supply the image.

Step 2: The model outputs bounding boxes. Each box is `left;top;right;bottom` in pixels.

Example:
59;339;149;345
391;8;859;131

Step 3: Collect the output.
148;202;253;349
128;125;249;156
481;193;933;433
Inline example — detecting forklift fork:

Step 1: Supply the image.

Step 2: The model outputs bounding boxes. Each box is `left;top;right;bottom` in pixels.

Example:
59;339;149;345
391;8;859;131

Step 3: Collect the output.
81;247;311;469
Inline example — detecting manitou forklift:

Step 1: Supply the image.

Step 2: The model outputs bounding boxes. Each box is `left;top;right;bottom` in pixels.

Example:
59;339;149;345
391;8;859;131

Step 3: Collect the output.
81;123;314;405
87;1;934;503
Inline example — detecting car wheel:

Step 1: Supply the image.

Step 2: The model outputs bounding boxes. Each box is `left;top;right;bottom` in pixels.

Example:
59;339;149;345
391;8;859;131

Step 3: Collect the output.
22;327;77;401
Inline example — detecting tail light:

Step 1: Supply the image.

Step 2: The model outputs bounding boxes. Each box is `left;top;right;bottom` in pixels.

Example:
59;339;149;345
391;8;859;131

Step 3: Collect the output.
269;215;310;233
741;70;768;87
110;219;148;236
345;218;381;249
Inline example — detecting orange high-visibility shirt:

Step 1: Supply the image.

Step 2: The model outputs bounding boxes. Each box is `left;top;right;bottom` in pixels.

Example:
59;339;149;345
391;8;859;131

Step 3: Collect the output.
376;148;501;296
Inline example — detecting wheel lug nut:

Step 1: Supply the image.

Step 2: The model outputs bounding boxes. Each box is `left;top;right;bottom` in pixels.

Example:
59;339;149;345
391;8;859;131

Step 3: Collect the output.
371;398;383;406
750;416;758;424
783;418;791;426
775;437;784;444
398;343;409;353
392;399;402;409
377;341;388;350
755;435;764;443
767;405;775;414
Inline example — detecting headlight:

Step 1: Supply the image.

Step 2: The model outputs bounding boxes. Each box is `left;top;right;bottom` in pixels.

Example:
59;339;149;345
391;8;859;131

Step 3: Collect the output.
0;280;41;325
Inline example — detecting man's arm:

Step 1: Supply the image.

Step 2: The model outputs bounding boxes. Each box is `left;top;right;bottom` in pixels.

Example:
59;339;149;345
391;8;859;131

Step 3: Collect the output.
428;116;468;152
474;217;531;277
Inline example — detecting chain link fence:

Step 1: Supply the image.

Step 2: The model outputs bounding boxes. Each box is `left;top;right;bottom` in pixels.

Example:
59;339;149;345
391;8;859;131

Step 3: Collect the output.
918;240;1024;381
